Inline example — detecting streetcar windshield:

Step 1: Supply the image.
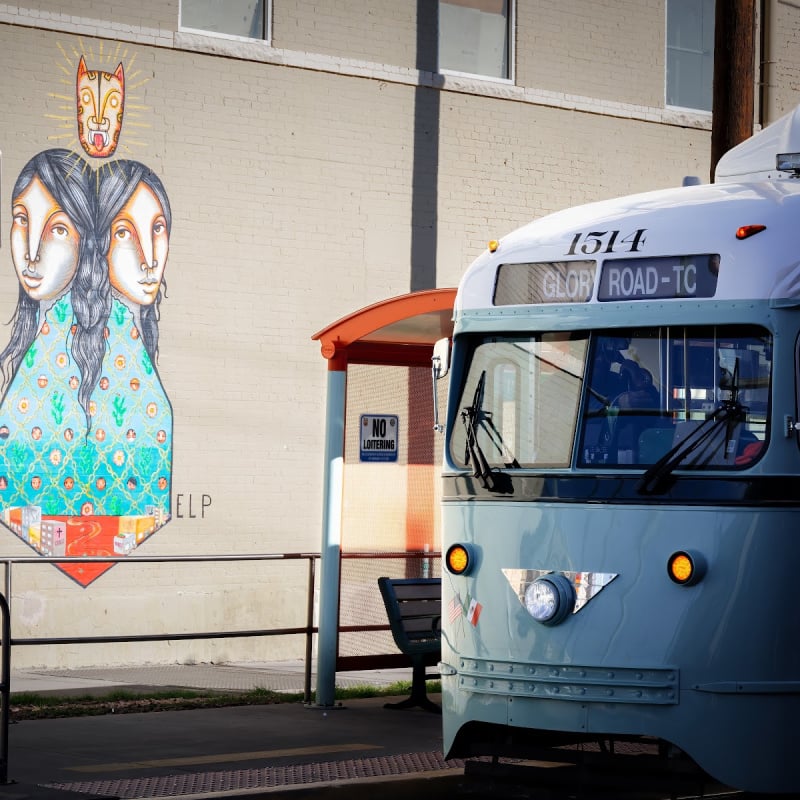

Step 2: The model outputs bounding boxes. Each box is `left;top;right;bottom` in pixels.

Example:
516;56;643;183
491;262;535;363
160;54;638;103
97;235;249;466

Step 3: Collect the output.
450;326;771;472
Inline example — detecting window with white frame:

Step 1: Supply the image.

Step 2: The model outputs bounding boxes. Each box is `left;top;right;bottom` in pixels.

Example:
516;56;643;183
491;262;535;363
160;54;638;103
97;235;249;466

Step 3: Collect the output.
181;0;269;41
666;0;715;111
439;0;513;81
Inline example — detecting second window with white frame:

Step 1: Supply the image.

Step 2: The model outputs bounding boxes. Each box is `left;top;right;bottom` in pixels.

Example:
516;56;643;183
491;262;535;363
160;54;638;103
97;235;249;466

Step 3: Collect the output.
439;0;513;81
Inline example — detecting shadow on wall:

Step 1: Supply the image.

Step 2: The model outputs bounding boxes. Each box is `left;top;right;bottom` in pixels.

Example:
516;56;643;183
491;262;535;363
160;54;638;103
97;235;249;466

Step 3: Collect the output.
411;0;439;292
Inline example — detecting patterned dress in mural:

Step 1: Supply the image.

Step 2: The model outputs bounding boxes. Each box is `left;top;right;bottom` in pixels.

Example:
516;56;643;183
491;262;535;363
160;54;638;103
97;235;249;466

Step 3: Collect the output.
0;293;171;565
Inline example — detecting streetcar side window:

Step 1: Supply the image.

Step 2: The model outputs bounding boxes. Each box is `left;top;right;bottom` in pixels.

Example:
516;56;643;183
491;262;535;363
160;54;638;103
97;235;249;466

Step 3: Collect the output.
579;326;771;469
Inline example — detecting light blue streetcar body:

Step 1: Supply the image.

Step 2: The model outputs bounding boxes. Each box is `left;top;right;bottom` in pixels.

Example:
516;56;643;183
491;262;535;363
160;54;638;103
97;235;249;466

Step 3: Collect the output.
439;107;800;793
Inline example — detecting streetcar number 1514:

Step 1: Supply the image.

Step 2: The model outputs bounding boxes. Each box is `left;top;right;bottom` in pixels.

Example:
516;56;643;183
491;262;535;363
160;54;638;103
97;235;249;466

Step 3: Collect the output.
566;229;647;256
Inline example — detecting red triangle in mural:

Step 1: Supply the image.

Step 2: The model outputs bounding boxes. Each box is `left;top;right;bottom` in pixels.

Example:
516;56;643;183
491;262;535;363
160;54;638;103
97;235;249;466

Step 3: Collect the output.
3;514;166;587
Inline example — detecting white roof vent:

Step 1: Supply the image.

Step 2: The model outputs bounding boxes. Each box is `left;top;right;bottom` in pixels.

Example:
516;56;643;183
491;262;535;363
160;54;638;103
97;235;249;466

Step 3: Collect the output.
715;104;800;183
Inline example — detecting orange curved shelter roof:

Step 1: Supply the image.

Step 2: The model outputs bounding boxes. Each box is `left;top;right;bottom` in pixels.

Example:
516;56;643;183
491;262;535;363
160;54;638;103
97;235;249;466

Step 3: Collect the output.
312;288;456;370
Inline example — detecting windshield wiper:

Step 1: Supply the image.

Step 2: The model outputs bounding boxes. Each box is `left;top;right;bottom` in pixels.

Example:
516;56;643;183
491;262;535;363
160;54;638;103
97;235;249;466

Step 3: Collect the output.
461;371;516;493
637;359;747;495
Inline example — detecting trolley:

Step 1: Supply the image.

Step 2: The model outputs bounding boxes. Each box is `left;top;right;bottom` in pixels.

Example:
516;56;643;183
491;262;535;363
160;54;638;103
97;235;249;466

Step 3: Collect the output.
437;105;800;794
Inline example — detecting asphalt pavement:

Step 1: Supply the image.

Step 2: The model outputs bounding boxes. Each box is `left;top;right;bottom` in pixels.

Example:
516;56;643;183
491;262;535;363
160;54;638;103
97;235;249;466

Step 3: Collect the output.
1;662;459;800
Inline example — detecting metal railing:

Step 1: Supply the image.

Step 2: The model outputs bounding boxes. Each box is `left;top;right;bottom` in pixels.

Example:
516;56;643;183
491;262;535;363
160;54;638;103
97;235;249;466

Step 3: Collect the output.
0;549;440;785
0;593;9;785
0;552;321;786
1;553;320;700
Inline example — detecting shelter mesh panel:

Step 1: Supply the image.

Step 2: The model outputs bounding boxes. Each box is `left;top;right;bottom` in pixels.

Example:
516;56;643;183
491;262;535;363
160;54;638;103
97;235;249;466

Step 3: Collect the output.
338;364;445;661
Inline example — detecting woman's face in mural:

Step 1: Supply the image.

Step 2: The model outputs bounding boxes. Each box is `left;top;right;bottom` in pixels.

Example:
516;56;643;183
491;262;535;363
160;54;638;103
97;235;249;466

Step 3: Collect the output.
108;181;169;306
10;176;81;301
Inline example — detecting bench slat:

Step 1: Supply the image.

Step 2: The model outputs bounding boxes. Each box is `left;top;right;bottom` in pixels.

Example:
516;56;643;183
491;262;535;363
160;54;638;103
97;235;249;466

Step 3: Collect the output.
392;583;441;601
393;600;440;618
378;577;442;653
398;616;440;632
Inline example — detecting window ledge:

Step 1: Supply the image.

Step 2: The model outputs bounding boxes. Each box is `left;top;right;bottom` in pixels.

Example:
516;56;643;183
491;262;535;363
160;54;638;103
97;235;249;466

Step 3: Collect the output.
0;9;715;133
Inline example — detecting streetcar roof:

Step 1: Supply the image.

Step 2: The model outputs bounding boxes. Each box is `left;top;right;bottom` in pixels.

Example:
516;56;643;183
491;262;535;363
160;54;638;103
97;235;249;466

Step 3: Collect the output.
456;104;800;313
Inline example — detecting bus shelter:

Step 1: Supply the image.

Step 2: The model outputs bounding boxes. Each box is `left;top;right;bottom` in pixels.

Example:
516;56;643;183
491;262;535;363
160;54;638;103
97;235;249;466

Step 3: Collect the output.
312;288;456;706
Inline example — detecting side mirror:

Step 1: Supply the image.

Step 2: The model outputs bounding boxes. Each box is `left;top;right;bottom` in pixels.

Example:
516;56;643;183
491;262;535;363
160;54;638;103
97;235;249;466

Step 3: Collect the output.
432;338;450;380
432;338;450;433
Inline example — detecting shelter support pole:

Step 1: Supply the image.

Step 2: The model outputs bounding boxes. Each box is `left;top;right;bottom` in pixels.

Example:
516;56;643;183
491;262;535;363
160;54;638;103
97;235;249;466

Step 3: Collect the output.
315;358;346;707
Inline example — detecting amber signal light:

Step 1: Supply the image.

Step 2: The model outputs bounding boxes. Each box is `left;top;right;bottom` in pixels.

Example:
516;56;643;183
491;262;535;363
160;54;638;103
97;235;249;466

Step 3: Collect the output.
667;550;706;586
446;543;473;575
736;224;766;240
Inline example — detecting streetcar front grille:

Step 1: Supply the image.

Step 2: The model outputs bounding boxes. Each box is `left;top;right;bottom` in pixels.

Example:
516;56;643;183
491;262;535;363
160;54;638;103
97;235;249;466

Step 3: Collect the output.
456;658;679;704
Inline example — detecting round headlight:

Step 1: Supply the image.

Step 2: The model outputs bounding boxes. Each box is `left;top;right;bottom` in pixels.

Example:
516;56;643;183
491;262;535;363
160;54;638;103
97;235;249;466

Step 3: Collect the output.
524;574;575;625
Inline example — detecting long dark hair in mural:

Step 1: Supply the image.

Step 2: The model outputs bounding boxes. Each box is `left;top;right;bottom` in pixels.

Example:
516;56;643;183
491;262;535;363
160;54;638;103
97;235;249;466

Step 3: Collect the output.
0;52;173;586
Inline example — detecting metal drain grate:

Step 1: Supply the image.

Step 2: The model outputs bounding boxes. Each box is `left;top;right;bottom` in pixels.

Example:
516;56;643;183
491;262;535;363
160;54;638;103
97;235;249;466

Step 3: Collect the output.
47;751;463;798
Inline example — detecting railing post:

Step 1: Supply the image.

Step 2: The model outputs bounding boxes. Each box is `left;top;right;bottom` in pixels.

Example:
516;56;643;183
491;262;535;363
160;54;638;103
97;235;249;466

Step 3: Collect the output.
0;592;10;784
304;556;316;703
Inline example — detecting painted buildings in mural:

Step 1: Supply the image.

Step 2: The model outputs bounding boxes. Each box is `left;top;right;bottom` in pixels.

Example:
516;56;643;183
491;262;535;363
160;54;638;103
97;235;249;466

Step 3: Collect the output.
0;50;173;586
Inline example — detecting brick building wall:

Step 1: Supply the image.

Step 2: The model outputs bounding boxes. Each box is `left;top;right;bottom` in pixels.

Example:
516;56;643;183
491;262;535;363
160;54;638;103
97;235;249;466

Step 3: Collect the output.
0;1;797;668
517;0;666;106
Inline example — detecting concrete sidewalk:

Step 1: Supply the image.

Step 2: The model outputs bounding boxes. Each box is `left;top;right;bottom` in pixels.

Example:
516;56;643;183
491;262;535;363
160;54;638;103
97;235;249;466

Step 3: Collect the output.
9;660;413;698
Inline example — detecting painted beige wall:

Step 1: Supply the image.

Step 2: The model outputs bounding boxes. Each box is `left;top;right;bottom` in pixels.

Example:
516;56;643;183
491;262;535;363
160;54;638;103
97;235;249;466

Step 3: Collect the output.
12;0;179;31
0;2;797;668
517;0;667;107
769;0;800;119
274;0;423;67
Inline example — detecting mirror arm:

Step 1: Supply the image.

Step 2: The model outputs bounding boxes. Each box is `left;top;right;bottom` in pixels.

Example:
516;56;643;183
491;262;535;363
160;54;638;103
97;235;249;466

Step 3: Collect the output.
431;338;450;434
432;356;444;433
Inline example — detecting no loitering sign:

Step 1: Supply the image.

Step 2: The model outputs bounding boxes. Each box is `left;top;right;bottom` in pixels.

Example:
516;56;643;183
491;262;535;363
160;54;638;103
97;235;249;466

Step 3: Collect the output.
360;414;399;462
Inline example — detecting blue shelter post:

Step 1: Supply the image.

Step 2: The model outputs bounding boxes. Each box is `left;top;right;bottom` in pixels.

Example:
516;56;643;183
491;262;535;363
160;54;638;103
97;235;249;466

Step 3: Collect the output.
315;349;346;707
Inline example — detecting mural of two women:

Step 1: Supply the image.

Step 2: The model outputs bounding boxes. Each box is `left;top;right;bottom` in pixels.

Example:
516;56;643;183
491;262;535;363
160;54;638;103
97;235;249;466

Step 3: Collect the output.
0;148;172;584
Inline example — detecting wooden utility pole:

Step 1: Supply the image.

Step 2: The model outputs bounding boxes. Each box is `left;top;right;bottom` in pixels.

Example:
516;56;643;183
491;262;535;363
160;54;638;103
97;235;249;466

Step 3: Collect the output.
710;0;757;181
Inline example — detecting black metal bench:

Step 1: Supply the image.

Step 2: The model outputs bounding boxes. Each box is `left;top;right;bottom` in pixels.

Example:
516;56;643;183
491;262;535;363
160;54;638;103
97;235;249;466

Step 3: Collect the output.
377;576;441;714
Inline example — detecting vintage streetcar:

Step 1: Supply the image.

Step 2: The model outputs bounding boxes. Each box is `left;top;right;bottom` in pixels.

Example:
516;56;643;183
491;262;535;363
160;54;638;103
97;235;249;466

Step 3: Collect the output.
437;105;800;794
